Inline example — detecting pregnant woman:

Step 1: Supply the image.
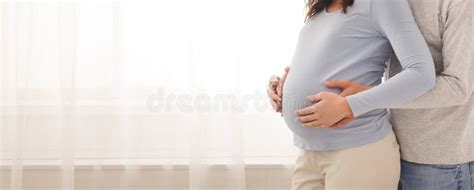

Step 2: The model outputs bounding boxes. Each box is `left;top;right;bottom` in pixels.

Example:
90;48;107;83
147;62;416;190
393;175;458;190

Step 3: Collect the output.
270;0;436;189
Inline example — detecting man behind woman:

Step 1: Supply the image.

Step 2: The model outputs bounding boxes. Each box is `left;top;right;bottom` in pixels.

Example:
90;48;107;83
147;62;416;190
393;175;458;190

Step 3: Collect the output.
268;0;473;189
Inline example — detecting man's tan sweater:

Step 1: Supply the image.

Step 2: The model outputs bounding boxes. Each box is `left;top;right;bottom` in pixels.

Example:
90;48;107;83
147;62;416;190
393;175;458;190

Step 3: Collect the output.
388;0;473;164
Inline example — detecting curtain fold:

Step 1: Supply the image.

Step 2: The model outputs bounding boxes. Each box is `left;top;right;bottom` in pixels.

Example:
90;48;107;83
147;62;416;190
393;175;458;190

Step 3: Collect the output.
57;3;77;189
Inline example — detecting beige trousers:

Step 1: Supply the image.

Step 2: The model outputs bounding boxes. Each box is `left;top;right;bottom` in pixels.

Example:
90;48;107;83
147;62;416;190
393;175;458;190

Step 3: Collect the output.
291;131;400;190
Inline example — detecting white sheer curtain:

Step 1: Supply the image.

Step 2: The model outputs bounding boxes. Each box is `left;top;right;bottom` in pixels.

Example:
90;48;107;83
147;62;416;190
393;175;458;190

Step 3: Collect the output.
0;1;302;189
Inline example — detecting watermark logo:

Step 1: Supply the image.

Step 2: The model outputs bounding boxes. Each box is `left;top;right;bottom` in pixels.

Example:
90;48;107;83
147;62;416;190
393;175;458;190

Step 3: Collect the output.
147;88;283;113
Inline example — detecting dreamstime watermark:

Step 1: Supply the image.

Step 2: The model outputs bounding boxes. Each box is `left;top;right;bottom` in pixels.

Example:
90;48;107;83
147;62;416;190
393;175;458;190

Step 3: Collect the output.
146;88;265;113
146;88;300;113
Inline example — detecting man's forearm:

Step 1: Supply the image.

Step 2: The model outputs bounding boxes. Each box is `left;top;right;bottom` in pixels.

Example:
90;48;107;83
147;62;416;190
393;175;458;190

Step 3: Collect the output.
390;1;472;109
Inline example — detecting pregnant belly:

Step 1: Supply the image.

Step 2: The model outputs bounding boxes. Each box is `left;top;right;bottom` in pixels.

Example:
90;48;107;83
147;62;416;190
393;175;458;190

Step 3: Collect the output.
281;74;341;138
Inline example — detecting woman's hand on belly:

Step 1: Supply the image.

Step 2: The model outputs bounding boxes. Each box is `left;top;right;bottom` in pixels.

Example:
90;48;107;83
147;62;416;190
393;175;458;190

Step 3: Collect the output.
295;92;354;128
323;80;373;128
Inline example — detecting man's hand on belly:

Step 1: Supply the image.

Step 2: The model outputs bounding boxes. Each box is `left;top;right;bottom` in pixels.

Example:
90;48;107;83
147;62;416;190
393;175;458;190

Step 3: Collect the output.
325;80;372;97
267;66;289;113
295;92;354;128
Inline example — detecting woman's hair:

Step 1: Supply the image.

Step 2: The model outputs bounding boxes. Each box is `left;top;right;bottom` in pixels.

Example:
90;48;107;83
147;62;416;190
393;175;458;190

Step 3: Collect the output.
305;0;354;21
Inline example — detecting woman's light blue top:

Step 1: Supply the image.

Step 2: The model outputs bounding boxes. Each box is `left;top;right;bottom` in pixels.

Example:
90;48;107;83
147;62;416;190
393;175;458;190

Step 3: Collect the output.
282;0;436;151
